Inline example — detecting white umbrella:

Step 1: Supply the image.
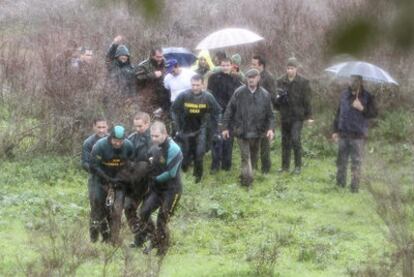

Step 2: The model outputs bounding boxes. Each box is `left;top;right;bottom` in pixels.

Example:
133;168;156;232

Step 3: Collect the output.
196;28;264;50
325;61;398;85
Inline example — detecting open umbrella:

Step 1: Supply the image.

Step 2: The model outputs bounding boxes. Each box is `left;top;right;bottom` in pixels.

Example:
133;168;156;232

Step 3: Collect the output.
325;61;398;85
163;47;197;67
196;28;264;50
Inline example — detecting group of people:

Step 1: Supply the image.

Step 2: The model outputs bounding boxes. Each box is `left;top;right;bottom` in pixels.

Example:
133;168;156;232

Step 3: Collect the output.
82;115;182;256
79;35;378;254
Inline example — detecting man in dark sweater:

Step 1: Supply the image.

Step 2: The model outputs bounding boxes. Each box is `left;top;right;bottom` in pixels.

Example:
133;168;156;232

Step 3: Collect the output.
251;54;276;174
207;58;243;172
124;112;152;236
332;75;378;192
222;68;275;187
171;75;222;182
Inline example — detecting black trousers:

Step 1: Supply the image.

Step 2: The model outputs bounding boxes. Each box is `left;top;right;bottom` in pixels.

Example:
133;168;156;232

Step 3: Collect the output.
259;137;271;173
180;132;206;179
88;176;111;240
135;182;182;254
211;135;234;171
281;120;303;170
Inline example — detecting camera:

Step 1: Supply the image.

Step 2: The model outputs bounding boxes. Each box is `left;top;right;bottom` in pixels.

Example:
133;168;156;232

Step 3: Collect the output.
276;88;289;105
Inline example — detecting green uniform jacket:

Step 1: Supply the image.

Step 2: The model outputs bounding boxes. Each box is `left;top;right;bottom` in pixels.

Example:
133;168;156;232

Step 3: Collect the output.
90;137;134;181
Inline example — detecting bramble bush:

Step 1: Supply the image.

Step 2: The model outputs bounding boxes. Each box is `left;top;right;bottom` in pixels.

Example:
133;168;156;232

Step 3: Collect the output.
1;0;412;158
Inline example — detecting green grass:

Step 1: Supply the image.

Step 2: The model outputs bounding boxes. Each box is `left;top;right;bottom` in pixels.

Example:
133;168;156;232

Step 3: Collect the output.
0;141;405;276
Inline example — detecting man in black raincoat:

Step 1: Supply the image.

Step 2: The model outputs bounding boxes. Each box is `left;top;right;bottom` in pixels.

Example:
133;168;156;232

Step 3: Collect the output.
222;69;275;187
105;36;137;97
275;57;312;175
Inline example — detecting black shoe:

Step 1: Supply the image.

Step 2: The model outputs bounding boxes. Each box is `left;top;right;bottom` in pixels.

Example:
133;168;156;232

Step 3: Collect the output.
195;176;202;183
261;169;270;174
350;185;359;193
133;234;146;248
89;228;99;243
101;231;111;243
210;167;219;174
156;246;167;256
129;242;139;248
336;182;345;188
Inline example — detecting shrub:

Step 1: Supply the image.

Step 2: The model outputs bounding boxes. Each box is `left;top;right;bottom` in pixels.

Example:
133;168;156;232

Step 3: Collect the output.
373;110;414;143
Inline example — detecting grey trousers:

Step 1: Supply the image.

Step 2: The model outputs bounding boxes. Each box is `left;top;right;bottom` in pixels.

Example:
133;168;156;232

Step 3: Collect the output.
237;138;260;186
336;137;364;189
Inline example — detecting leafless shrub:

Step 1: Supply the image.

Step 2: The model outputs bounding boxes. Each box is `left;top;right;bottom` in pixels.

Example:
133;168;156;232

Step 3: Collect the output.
15;200;165;276
17;201;99;277
1;0;413;157
362;157;414;277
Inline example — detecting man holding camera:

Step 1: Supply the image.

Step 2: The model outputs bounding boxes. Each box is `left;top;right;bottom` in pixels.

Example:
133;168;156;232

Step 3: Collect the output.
275;57;312;175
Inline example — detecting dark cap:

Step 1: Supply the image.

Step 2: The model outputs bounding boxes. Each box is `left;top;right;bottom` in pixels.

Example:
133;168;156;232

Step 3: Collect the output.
245;68;260;78
166;59;178;74
287;57;299;67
